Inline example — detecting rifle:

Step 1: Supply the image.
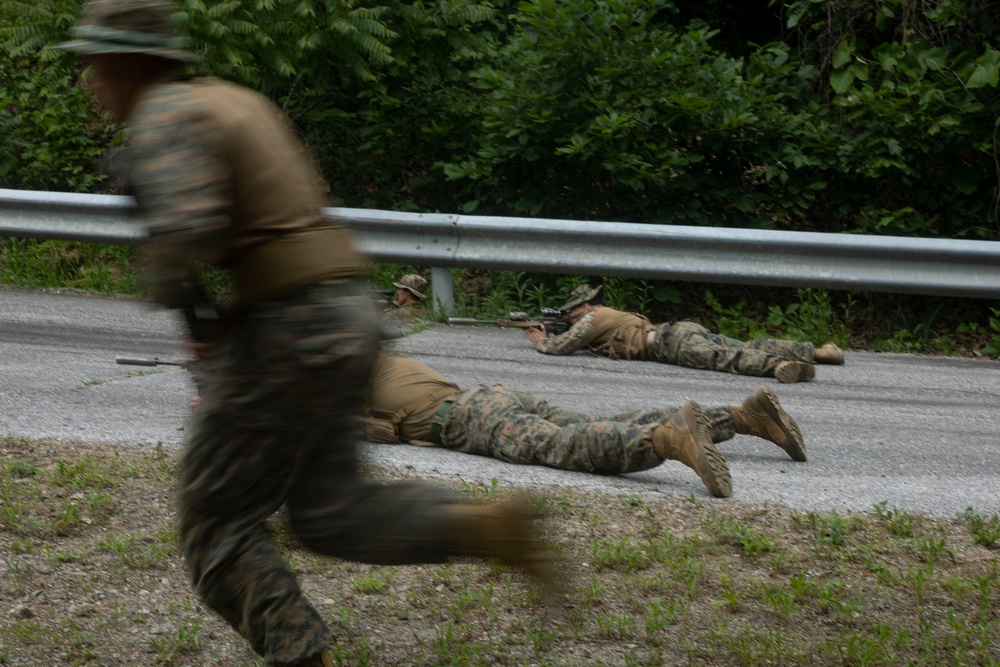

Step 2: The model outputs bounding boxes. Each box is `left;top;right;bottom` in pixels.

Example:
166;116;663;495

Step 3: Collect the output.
115;356;202;400
447;308;572;336
373;287;395;304
115;356;187;367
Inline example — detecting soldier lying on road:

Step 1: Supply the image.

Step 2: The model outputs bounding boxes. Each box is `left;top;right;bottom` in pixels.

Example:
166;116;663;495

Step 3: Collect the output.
524;284;844;383
363;350;810;499
382;273;429;321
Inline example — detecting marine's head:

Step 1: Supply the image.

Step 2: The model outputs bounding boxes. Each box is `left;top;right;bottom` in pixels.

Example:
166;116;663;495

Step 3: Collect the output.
393;274;429;306
558;283;603;313
57;0;194;121
57;0;195;62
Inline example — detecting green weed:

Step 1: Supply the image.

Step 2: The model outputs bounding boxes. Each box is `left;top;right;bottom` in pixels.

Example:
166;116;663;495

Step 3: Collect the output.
958;507;1000;547
352;569;394;594
592;536;651;572
458;477;500;500
5;460;39;478
149;609;202;663
873;502;915;537
595;612;637;640
797;510;860;548
705;513;778;555
766;288;850;346
98;532;173;571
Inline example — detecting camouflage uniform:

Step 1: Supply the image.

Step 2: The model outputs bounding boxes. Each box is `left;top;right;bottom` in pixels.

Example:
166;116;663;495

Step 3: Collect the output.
382;301;427;321
533;307;816;379
59;3;471;664
381;274;429;321
366;352;740;472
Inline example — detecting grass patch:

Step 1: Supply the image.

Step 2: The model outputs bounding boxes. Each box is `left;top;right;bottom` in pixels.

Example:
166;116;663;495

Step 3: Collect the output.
0;438;998;665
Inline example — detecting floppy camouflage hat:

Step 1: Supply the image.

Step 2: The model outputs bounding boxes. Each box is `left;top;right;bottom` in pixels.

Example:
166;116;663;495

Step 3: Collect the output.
56;0;197;62
558;284;603;311
393;274;428;300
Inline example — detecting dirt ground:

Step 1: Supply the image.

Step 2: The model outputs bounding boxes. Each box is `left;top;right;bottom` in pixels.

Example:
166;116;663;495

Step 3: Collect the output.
2;437;998;666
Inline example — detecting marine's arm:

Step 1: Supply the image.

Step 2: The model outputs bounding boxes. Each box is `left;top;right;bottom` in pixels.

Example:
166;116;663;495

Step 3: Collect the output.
129;92;230;313
528;310;599;355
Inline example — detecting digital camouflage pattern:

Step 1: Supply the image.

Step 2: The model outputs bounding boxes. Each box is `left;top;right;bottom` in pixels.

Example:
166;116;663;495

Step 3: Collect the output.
63;3;491;665
531;307;654;360
533;306;815;378
382;300;427;321
128;77;364;308
651;320;815;377
431;388;737;471
180;282;459;665
393;273;428;300
557;283;603;311
99;24;439;665
365;351;740;463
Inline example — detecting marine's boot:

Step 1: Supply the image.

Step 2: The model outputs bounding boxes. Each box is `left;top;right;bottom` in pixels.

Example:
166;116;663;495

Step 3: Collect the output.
814;343;845;365
443;497;555;589
731;385;807;462
774;360;816;383
652;401;732;498
298;652;333;667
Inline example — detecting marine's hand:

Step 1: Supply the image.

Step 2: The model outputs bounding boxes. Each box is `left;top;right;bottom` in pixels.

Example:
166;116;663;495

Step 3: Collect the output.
524;325;547;342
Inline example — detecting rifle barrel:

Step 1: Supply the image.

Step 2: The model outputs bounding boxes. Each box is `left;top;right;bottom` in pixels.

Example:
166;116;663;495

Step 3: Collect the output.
447;318;542;328
115;356;185;367
447;318;495;325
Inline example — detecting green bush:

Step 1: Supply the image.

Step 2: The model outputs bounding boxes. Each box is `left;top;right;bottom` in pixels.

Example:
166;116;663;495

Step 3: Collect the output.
1;0;998;353
0;1;120;192
0;239;140;294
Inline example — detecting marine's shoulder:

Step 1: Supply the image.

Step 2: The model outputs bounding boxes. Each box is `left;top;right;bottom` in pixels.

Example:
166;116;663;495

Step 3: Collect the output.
595;306;644;322
132;78;263;126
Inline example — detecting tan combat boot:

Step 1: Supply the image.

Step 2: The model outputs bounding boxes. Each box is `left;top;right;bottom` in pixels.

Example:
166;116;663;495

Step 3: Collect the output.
731;385;806;462
652;401;732;498
814;343;845;365
443;497;555;589
774;360;815;383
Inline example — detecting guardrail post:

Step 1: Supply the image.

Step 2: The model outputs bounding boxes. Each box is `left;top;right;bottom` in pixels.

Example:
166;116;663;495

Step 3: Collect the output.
430;267;454;315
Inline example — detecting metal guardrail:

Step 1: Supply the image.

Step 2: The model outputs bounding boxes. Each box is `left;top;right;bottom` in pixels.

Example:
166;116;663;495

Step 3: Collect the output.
2;188;1000;307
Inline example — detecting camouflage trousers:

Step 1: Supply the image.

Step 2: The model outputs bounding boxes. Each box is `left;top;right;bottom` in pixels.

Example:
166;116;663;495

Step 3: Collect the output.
651;321;815;377
178;280;456;666
440;385;737;474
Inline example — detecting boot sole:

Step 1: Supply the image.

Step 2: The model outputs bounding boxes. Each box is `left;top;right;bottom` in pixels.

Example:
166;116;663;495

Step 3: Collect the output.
815;344;845;365
756;385;807;462
683;401;732;498
775;361;816;383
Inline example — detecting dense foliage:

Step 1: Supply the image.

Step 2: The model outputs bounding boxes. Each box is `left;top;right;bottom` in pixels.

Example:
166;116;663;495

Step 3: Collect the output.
2;0;997;236
1;1;998;355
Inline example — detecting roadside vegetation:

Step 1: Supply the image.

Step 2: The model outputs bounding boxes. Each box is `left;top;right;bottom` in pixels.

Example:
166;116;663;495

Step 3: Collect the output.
1;436;998;666
3;253;1000;358
2;1;999;358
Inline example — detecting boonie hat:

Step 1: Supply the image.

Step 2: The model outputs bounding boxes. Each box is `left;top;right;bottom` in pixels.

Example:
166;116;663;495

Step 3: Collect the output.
56;0;197;62
559;284;603;311
393;274;428;300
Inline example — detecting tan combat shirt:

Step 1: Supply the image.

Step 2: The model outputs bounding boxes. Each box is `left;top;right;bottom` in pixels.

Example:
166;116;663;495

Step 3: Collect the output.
366;352;460;443
532;306;655;360
129;77;366;306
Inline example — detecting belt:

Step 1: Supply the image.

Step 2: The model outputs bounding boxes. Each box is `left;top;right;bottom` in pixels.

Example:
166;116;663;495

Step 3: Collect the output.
428;385;487;446
428;399;454;446
231;226;367;303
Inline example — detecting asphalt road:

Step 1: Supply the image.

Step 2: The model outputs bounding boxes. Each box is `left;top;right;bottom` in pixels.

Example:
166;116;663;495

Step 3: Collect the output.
1;286;997;519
